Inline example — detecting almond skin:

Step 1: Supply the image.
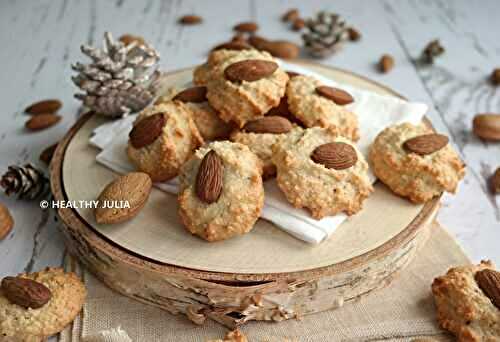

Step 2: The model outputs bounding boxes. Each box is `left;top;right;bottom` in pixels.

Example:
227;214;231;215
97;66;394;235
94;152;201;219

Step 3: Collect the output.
25;113;61;131
379;54;394;73
292;18;305;31
282;9;299;22
224;59;278;83
315;86;354;105
39;142;58;165
0;202;14;240
311;142;358;170
492;167;500;194
233;21;258;33
212;41;253;52
24;99;62;115
347;27;361;41
475;269;500;310
196;150;224;204
490;68;500;85
248;36;299;59
403;134;449;155
473;113;500;141
243;116;293;134
1;276;52;309
173;86;207;103
129;113;166;149
179;15;202;25
95;172;152;224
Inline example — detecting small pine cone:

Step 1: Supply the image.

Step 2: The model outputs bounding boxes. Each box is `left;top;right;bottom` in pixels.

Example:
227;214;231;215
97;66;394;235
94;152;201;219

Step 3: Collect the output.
72;32;166;118
0;164;49;200
302;11;349;58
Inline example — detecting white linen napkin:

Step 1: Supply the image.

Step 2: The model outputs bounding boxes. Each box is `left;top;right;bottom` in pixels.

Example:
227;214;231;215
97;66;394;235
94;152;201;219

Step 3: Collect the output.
89;61;427;244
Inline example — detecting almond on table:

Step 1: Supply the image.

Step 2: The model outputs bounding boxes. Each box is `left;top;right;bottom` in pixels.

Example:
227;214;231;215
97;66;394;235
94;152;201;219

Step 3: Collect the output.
24;99;62;115
0;202;14;240
25;113;61;131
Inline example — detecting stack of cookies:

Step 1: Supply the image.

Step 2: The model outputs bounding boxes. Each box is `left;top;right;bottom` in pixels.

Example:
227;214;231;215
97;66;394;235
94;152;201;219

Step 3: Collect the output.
121;46;465;242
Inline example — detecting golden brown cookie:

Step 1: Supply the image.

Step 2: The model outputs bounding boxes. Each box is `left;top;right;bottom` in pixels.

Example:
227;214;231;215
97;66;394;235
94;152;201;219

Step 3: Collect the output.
432;261;500;341
127;102;204;182
156;86;232;141
230;116;294;179
272;127;373;219
369;122;465;203
0;268;86;339
286;75;359;141
206;50;289;127
178;141;264;241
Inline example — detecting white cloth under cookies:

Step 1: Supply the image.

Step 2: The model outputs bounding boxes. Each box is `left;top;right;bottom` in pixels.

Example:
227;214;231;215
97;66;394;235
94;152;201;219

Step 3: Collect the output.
89;61;427;244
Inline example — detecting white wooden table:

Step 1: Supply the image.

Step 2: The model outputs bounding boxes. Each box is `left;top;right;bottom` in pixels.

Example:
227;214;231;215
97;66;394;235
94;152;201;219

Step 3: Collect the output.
0;0;499;299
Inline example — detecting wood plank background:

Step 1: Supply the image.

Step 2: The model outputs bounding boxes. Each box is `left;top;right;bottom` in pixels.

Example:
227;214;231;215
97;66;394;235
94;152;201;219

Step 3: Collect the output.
0;0;498;287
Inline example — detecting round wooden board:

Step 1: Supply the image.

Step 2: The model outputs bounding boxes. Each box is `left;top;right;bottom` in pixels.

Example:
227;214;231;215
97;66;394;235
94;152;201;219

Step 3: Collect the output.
51;61;439;327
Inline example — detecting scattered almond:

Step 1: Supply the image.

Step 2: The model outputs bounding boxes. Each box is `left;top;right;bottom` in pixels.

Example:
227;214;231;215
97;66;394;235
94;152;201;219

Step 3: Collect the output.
243;116;293;134
212;41;252;51
282;9;299;22
25;113;61;131
129;113;166;149
315;86;354;105
196;150;224;204
95;172;152;224
39;142;58;165
1;276;52;309
490;68;500;85
492;167;500;194
0;202;14;240
379;54;394;73
173;86;207;103
347;27;361;41
475;269;500;309
292;18;305;31
233;21;258;33
473;113;500;141
119;34;145;46
248;36;299;59
403;133;449;155
311;142;358;170
179;15;202;25
224;59;278;82
24;99;62;115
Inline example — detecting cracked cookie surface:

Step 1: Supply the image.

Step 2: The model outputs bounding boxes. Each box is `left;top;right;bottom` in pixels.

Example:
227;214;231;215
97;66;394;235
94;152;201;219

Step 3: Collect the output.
369;122;465;203
272;127;373;219
178;141;264;241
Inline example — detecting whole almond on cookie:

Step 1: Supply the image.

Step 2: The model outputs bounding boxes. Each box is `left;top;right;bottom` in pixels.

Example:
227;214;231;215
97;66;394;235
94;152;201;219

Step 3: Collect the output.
473;113;500;141
475;269;500;309
173;86;207;103
24;99;62;115
243;116;293;134
196;150;224;204
0;202;14;240
95;172;152;224
25;113;61;131
1;276;52;309
224;59;278;82
315;86;354;105
403;134;449;155
311;142;358;170
129;113;166;148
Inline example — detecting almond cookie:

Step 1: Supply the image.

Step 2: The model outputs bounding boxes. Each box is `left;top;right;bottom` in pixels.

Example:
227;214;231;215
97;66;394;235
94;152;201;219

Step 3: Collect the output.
369;122;465;203
230;116;294;179
272;127;373;219
156;86;232;141
286;75;359;141
206;50;289;127
0;268;86;339
193;47;255;86
178;141;264;241
127;102;204;182
432;261;500;341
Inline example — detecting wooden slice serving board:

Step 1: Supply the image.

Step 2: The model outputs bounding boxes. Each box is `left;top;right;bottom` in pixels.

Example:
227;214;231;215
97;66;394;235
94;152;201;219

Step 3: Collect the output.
51;61;440;327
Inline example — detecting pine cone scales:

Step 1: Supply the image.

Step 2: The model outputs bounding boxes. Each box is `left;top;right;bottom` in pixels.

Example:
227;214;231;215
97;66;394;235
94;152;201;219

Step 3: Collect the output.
72;32;164;118
302;12;349;58
1;164;49;200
